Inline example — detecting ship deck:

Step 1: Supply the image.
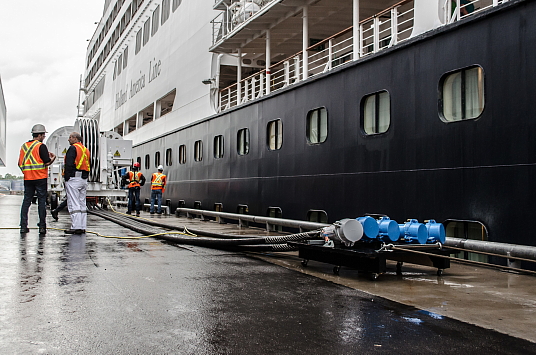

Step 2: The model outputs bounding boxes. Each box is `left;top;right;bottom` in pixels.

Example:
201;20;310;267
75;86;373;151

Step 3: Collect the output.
1;194;535;353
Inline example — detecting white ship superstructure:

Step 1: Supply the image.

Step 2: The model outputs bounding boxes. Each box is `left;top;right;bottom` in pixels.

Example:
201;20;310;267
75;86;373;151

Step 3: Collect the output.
82;0;218;144
82;0;506;143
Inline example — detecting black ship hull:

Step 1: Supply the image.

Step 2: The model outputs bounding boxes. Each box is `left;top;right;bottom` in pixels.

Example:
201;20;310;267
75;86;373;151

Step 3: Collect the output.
135;1;536;248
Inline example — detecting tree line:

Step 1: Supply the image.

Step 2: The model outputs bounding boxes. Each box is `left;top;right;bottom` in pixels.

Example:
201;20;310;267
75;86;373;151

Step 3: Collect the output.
0;173;23;180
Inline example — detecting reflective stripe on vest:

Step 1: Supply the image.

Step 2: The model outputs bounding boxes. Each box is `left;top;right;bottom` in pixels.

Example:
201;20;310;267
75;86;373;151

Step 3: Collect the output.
128;171;141;188
18;140;47;180
151;173;166;189
74;142;90;171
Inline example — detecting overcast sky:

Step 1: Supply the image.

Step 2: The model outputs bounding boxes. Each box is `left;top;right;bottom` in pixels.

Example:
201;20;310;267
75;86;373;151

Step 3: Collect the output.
0;1;104;176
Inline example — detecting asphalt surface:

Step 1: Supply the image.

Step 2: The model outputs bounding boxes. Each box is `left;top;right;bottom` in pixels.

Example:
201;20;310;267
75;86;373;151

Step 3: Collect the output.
1;194;535;354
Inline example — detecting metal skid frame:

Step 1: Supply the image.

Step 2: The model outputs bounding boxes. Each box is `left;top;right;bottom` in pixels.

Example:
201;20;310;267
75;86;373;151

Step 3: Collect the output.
292;241;454;280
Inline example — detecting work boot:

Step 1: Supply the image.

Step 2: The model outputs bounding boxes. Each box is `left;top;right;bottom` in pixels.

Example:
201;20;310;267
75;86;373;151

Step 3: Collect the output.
20;227;30;234
51;209;59;221
39;227;46;235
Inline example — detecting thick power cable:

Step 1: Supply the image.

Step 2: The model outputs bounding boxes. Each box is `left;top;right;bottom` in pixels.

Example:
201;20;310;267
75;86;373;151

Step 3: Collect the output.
89;208;320;250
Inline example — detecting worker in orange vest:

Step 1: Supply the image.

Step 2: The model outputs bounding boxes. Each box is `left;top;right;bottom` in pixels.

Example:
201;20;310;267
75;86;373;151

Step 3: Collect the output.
18;124;56;234
150;165;167;214
63;132;90;234
121;162;146;216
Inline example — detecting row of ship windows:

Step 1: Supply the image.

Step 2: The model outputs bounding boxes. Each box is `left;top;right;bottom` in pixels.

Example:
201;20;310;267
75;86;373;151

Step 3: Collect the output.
87;0;183;86
134;0;183;56
114;89;177;135
135;65;485;168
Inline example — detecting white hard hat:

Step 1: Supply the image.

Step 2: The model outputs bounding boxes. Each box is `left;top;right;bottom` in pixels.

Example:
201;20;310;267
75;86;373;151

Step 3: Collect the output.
31;124;47;134
157;165;164;171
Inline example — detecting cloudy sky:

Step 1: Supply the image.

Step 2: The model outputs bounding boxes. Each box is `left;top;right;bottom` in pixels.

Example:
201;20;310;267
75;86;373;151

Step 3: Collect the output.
0;1;103;176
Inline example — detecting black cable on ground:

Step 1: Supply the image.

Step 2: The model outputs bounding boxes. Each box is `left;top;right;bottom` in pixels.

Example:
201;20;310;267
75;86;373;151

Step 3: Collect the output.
89;208;320;251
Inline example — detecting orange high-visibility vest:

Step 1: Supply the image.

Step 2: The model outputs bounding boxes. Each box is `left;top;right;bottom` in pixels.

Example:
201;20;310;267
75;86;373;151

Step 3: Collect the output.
151;172;166;190
73;142;90;171
128;171;142;188
18;140;47;180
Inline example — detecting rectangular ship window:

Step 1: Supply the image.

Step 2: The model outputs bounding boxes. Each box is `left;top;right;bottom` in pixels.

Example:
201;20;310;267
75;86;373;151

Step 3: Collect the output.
362;90;390;135
306;107;328;144
178;144;186;164
125;4;132;26
123;47;128;69
162;0;171;24
126;114;137;134
194;140;203;162
165;148;172;166
135;29;142;54
145;154;150;169
172;0;182;12
143;19;151;45
152;5;160;36
154;151;161;168
156;89;175;118
140;103;154;126
237;128;250;156
114;123;124;136
267;119;282;150
117;54;122;76
214;135;224;159
440;66;484;122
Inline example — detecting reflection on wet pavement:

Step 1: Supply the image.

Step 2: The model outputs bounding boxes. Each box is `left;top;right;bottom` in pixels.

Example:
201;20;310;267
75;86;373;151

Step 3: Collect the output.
1;195;535;354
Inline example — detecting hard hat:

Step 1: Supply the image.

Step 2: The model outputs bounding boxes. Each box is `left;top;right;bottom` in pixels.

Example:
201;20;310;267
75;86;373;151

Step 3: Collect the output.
31;124;47;134
133;162;141;168
157;165;164;171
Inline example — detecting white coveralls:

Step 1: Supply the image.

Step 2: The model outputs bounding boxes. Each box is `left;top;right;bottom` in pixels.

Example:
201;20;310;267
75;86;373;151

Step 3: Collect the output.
65;172;87;230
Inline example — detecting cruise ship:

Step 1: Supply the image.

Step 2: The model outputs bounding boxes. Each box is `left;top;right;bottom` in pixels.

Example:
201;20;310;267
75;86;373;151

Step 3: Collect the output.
79;0;536;252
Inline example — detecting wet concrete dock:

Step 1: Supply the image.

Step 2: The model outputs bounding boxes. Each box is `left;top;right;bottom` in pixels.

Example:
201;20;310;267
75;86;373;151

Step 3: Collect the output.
1;194;535;354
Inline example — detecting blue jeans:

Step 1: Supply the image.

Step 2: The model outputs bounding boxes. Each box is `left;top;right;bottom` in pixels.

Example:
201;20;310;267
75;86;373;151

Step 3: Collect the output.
20;178;47;228
150;189;162;213
127;187;141;213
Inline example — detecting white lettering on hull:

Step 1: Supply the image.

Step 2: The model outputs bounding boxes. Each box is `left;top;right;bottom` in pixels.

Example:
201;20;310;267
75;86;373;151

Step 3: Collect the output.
114;59;162;111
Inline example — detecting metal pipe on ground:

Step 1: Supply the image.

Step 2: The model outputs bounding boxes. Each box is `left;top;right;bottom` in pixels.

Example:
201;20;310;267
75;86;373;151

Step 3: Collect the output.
444;238;536;261
176;208;328;231
178;208;536;261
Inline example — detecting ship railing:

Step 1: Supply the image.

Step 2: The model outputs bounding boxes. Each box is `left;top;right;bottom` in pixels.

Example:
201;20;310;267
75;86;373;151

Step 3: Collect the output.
217;1;414;112
217;0;509;112
444;0;509;23
212;0;275;46
360;0;414;57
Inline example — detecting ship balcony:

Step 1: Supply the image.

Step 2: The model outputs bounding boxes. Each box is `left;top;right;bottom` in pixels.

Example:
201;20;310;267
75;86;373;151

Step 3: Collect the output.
211;0;510;113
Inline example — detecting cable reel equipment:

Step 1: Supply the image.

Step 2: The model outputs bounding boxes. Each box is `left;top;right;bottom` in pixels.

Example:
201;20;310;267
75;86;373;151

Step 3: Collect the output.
47;118;133;209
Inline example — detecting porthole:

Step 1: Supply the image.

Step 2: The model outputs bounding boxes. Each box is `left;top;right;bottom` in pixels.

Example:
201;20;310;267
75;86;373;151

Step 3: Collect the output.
439;66;485;122
361;90;390;135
